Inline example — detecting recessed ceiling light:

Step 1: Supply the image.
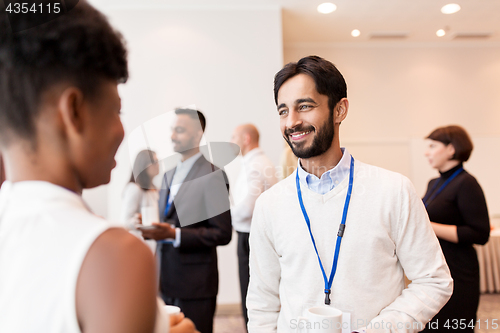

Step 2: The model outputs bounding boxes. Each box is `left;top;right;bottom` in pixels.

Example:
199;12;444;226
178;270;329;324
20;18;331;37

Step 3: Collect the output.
317;3;337;14
351;29;361;37
441;4;461;14
436;29;446;37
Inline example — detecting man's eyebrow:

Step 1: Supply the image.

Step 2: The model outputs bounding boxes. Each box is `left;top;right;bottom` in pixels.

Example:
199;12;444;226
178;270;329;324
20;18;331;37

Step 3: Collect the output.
277;98;317;110
295;98;317;105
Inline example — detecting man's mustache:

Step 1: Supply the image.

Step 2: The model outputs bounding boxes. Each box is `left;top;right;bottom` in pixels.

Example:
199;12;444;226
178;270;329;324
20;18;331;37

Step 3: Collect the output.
284;125;315;137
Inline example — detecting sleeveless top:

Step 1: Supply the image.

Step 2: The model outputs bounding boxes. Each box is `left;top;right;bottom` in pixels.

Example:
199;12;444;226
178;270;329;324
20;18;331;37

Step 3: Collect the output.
0;181;114;333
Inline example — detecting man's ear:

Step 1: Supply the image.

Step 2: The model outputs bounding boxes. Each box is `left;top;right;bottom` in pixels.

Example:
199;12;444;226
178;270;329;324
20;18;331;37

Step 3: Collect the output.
243;133;251;146
195;128;204;144
334;98;349;125
57;87;86;135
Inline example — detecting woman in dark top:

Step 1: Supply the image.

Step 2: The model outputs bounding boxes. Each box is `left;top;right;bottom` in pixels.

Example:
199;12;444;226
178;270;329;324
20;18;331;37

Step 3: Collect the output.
422;125;490;332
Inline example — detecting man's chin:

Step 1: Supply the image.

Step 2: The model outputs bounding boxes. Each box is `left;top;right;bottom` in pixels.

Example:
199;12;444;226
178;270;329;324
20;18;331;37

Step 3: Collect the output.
290;143;326;159
290;147;311;159
288;141;306;154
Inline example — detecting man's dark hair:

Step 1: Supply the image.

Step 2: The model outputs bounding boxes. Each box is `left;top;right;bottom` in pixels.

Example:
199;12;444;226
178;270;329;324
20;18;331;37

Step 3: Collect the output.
427;125;473;162
274;55;347;114
0;1;128;146
174;108;206;132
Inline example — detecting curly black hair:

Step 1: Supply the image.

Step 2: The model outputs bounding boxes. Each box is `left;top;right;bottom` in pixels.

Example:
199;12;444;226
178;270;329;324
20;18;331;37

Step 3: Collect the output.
0;0;128;146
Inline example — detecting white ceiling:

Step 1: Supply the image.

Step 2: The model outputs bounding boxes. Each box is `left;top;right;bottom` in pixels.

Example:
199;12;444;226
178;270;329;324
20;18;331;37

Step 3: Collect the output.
282;0;500;43
89;0;500;43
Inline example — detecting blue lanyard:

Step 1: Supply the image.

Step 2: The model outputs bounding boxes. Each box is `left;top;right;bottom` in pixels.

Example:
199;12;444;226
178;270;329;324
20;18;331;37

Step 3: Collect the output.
423;167;463;208
295;156;354;305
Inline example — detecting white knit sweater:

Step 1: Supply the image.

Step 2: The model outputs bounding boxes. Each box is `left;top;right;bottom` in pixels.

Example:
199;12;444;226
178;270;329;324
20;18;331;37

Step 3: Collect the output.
247;160;453;333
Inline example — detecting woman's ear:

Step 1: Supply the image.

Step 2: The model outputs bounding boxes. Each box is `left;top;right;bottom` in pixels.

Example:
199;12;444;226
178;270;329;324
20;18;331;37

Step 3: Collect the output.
57;87;86;135
334;98;349;125
447;143;456;160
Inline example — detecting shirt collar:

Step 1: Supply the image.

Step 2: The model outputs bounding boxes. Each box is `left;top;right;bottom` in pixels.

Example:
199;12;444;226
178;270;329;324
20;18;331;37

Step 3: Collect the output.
439;163;463;179
176;151;203;171
297;147;351;189
242;147;263;163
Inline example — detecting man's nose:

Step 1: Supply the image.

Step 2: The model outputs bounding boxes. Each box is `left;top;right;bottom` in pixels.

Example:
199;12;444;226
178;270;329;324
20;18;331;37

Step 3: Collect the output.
286;110;302;130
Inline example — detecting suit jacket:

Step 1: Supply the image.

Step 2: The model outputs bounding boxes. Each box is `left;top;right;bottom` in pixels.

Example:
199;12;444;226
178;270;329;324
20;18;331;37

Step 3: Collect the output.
158;155;232;299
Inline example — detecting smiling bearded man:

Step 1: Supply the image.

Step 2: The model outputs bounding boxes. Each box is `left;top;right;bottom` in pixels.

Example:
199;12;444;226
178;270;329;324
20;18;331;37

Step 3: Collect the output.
246;55;454;333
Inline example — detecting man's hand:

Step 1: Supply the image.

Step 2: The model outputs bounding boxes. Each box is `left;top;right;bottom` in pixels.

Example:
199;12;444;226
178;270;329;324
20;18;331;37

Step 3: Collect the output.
169;313;199;333
139;222;176;240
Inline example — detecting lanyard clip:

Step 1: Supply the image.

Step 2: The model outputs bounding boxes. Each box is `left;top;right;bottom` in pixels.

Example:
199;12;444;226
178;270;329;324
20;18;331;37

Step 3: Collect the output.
337;224;346;237
324;289;331;305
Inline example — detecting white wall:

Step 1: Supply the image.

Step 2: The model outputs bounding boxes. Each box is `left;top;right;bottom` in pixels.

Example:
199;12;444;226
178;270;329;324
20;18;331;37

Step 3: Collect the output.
285;42;500;216
82;3;283;305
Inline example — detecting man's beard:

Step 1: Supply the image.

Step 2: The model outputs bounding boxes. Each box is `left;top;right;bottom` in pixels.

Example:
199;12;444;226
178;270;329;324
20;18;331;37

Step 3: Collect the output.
172;138;197;154
283;112;334;159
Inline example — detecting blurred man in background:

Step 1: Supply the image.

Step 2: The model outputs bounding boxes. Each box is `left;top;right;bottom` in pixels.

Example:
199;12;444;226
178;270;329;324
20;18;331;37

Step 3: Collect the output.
230;124;277;328
141;109;232;333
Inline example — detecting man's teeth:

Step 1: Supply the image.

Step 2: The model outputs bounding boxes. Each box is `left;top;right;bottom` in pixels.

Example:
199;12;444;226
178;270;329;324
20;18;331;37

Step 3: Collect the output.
291;131;311;138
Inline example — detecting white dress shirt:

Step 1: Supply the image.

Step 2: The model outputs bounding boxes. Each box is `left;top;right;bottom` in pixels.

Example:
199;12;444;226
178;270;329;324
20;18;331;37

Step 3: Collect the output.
231;147;277;233
163;152;203;246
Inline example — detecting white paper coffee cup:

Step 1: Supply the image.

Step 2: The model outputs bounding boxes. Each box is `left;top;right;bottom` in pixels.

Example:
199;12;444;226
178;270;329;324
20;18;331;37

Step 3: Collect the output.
164;305;181;315
141;206;157;226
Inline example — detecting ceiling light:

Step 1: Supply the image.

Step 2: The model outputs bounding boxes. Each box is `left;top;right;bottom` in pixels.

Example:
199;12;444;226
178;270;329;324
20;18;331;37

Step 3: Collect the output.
351;29;361;37
441;4;461;14
317;3;337;14
436;29;446;37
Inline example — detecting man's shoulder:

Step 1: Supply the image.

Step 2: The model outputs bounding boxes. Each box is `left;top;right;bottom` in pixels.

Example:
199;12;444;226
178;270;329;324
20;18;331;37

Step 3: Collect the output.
355;160;411;184
164;155;224;175
189;156;230;192
354;160;407;179
193;155;220;170
198;157;230;181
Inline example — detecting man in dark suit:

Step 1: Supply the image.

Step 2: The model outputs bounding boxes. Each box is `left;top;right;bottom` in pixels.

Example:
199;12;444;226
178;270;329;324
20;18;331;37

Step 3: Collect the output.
140;109;232;333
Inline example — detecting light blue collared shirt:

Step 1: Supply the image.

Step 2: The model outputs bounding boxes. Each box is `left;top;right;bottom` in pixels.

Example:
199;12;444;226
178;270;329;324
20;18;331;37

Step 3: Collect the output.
297;148;351;195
